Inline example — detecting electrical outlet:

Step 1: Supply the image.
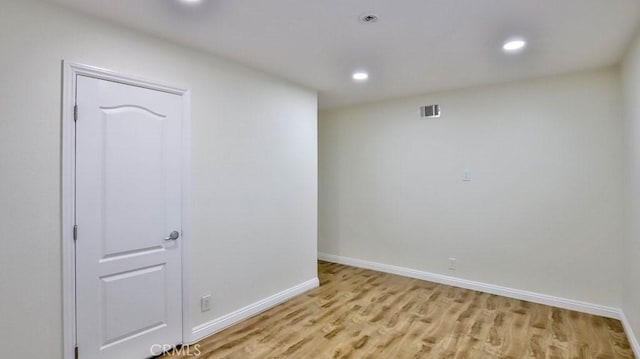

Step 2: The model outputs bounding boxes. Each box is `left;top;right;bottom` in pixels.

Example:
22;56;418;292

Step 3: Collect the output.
463;169;471;182
448;257;457;270
201;295;212;312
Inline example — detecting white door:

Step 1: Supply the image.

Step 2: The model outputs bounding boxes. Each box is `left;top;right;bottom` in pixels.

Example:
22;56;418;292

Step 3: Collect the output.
75;75;183;359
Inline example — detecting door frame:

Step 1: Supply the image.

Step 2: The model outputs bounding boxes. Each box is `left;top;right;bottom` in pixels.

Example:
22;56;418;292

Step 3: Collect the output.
62;61;192;359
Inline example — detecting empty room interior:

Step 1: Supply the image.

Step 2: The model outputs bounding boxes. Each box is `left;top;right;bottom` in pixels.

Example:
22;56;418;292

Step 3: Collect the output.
2;0;640;358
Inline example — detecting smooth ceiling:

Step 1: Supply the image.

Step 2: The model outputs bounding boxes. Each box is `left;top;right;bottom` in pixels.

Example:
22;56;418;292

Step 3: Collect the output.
43;0;640;108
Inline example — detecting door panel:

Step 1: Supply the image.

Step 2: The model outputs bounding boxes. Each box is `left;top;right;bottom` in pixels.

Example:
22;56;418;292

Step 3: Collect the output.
102;107;166;257
75;75;183;359
101;265;167;347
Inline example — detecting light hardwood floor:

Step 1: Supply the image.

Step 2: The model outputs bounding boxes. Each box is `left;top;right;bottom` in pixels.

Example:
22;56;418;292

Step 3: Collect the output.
168;261;635;358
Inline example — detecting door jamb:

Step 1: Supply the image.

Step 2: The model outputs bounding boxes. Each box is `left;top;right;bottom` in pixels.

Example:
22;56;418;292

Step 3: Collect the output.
62;61;192;359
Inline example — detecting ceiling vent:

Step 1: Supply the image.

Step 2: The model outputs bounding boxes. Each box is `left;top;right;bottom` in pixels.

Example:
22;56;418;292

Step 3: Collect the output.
420;104;441;119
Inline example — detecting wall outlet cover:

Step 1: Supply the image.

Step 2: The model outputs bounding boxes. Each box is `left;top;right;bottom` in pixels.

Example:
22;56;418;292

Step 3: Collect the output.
201;295;212;312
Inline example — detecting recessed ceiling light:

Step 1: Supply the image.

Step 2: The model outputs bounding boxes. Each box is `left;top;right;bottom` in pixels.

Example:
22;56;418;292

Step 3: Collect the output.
352;72;369;81
180;0;202;4
503;38;527;53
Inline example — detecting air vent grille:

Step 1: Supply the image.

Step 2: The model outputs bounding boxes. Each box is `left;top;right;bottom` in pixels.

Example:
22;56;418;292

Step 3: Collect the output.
420;104;441;119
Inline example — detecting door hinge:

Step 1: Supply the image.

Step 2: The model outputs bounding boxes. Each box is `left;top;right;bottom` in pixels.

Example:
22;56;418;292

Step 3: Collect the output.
74;104;78;122
73;224;78;241
74;346;79;359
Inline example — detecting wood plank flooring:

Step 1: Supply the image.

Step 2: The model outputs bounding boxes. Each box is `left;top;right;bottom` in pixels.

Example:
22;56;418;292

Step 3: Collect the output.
167;261;635;358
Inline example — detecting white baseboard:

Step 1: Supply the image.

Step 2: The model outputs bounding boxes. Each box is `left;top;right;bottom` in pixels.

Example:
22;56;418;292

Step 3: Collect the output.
318;252;620;319
620;310;640;357
190;277;319;343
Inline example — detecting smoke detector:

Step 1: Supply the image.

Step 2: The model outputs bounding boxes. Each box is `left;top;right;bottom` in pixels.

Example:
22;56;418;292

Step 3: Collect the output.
359;13;379;23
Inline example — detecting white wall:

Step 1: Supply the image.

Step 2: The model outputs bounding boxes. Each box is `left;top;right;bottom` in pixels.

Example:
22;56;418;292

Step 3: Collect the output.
0;0;317;357
319;69;623;307
622;27;640;349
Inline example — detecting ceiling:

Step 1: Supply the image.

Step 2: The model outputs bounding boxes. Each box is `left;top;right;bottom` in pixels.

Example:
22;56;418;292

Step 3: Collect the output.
44;0;640;109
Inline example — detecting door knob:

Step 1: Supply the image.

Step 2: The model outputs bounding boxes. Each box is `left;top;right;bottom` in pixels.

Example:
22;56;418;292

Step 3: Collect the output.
165;230;180;241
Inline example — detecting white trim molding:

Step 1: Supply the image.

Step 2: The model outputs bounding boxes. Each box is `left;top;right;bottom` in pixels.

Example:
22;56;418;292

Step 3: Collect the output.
62;61;192;359
620;311;640;357
191;278;319;343
318;252;620;319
